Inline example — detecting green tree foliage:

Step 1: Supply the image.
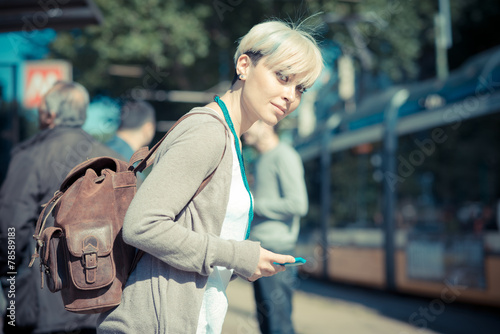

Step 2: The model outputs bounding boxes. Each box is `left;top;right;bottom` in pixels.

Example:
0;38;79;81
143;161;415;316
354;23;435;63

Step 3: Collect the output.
49;0;497;97
51;0;212;94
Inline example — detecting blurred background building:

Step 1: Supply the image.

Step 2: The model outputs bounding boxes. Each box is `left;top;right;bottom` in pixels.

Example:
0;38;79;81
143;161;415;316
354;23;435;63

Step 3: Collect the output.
1;0;500;314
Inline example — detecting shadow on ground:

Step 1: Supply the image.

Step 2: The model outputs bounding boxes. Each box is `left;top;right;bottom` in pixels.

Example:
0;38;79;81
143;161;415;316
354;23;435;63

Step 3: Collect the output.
295;274;500;334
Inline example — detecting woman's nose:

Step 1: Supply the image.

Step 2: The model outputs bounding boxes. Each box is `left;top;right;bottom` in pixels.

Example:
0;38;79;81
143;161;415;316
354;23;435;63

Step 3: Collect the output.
283;85;296;103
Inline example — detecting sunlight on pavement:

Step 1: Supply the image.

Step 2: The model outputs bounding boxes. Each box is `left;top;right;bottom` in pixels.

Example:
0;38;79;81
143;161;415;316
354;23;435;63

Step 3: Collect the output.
222;278;440;334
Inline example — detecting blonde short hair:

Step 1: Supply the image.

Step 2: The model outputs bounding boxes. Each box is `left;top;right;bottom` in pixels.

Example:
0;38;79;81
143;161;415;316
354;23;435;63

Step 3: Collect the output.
234;19;324;89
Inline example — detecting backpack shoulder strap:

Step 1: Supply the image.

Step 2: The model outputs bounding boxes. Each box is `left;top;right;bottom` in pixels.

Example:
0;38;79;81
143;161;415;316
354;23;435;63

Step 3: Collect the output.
29;190;64;267
133;111;228;173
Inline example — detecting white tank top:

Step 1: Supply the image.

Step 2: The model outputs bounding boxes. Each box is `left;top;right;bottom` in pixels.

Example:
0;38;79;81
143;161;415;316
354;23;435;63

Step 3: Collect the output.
196;135;251;334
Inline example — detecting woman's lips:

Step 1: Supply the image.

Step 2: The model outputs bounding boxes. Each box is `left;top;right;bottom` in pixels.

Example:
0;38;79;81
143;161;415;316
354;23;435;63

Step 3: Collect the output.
271;103;286;114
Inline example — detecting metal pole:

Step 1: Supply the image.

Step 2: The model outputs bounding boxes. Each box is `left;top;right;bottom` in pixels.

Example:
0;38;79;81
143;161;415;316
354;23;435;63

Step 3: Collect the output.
319;114;342;279
439;0;453;49
435;0;452;80
434;14;449;81
320;127;331;279
382;89;409;291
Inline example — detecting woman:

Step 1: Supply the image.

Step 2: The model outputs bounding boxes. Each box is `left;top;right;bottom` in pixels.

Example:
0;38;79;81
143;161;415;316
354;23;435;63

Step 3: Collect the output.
97;19;324;334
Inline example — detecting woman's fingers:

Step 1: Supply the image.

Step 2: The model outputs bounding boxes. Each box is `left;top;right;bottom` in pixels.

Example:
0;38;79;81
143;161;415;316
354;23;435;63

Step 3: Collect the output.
273;255;296;265
248;248;296;281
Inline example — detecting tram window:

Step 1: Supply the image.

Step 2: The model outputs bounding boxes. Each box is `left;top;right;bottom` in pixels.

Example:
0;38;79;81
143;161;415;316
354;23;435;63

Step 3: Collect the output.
396;112;500;234
332;142;384;228
303;142;385;230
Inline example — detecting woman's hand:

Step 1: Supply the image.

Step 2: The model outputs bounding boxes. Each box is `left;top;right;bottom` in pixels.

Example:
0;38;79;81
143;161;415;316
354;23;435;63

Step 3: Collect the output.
247;247;296;282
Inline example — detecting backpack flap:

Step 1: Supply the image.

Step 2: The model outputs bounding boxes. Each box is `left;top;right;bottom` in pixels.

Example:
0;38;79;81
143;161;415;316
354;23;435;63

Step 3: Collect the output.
39;226;66;292
64;221;115;290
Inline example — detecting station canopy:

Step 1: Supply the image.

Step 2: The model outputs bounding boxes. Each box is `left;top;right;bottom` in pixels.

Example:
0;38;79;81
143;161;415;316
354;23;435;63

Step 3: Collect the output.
0;0;102;33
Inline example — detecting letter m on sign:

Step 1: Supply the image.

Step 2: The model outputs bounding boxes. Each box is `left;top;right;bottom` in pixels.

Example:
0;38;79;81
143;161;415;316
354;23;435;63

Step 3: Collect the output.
23;60;72;109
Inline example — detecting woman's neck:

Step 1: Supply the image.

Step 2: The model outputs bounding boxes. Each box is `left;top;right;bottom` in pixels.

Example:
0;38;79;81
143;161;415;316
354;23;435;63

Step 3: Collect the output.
220;91;243;137
208;87;254;139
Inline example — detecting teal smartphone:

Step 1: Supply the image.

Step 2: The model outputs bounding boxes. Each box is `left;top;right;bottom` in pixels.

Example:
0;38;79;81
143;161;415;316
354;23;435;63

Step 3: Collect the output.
274;257;306;267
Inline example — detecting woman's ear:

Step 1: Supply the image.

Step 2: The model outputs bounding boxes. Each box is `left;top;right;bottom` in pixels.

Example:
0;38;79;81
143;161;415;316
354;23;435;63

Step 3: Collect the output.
235;54;252;77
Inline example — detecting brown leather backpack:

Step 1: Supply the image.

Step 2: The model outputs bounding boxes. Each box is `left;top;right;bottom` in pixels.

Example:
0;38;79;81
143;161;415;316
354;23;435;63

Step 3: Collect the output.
28;112;227;314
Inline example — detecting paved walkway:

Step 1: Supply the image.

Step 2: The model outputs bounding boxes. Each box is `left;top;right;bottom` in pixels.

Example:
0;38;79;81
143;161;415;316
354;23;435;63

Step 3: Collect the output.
222;278;439;334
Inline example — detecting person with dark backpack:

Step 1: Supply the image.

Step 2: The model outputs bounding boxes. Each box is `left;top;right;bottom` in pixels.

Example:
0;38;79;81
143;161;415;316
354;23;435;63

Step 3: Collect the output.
0;81;122;334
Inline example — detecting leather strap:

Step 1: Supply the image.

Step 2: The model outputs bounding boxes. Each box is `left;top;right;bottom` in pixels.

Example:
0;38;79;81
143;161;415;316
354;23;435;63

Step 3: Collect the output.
29;191;64;267
82;236;99;284
127;146;149;169
133;112;227;173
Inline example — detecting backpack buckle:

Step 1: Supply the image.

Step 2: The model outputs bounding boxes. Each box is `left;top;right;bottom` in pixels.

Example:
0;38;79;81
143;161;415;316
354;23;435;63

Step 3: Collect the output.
82;236;99;284
82;249;98;269
82;236;99;268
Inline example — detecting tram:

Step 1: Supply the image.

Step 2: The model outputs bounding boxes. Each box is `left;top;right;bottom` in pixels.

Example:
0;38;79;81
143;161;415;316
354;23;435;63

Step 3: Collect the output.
295;46;500;308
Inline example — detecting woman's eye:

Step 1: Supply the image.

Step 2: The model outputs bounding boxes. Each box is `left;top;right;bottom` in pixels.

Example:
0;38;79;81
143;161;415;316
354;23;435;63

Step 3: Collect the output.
276;72;289;83
297;85;307;94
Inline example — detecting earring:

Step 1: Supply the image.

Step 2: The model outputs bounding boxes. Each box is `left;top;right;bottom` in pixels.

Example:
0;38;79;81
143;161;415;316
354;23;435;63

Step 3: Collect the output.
238;74;245;80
